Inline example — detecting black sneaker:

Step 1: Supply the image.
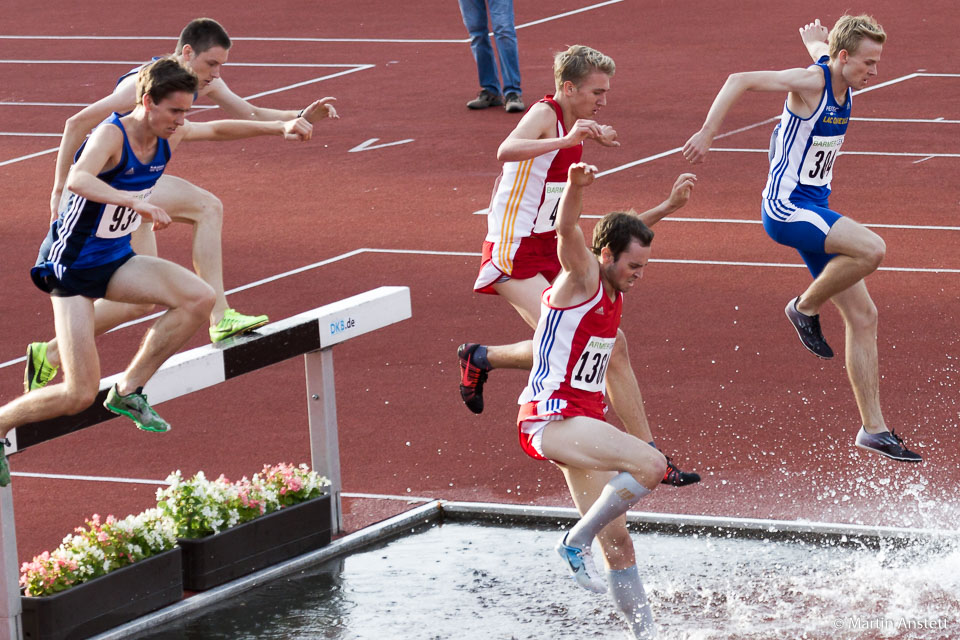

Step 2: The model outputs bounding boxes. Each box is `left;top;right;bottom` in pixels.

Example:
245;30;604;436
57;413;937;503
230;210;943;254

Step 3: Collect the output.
855;427;922;462
662;455;701;486
504;92;525;113
458;343;490;414
466;90;504;110
784;296;834;359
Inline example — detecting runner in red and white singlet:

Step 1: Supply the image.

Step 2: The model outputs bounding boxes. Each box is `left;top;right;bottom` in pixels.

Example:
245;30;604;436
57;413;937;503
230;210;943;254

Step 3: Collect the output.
474;96;583;293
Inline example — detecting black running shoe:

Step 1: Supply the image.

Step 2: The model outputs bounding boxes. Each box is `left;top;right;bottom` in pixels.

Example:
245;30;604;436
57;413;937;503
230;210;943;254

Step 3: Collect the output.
662;455;701;486
784;296;834;359
458;343;490;414
855;427;922;462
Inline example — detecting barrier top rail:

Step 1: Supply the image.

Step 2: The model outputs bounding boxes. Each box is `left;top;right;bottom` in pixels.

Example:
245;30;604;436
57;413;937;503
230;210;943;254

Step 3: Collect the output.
7;286;412;455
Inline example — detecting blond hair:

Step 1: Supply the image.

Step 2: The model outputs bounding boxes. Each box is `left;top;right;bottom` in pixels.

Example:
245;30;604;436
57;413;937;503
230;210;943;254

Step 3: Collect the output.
553;45;615;91
829;14;886;58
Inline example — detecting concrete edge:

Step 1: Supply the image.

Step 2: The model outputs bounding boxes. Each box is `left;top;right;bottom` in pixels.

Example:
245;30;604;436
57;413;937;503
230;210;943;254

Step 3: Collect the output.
90;500;443;640
439;501;960;546
91;499;959;638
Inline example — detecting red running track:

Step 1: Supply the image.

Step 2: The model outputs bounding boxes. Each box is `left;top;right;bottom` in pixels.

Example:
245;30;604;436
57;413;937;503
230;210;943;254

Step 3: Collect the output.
1;0;958;568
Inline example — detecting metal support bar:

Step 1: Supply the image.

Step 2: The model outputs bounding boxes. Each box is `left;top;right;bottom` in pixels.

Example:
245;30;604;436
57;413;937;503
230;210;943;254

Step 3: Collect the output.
305;348;342;535
0;488;22;640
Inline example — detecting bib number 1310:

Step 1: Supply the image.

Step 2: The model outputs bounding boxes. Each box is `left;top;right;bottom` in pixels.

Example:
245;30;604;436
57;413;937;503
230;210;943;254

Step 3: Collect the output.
571;336;616;392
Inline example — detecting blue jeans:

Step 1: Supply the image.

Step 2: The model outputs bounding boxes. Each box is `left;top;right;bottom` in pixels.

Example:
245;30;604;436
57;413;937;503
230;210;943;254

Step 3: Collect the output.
458;0;521;96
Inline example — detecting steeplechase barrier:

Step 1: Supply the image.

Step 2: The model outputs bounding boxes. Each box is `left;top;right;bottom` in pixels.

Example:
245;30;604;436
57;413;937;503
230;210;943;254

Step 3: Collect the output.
0;285;412;640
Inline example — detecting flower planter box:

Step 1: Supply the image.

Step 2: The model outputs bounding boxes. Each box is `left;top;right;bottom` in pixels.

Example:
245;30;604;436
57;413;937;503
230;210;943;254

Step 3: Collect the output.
21;547;183;640
178;494;332;590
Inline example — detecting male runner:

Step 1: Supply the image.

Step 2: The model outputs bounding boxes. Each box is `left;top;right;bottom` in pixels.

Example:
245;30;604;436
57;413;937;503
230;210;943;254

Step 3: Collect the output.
459;44;700;485
682;15;921;462
1;58;314;486
519;162;663;639
25;17;339;393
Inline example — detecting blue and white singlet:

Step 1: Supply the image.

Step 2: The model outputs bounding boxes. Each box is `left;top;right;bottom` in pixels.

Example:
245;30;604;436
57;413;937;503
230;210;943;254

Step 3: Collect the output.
762;56;851;217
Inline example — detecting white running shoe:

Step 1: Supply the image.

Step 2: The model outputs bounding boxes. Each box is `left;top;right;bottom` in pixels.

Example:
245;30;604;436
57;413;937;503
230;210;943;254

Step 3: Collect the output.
555;533;607;593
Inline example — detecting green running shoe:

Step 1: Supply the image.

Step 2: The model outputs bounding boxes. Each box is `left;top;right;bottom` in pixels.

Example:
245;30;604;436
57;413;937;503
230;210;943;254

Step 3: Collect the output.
24;342;59;392
0;438;10;487
209;308;269;343
103;385;171;433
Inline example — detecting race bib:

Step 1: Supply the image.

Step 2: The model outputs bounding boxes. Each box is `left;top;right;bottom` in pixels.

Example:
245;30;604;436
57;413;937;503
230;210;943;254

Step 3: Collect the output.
800;135;844;187
94;188;150;239
533;181;565;233
570;336;616;392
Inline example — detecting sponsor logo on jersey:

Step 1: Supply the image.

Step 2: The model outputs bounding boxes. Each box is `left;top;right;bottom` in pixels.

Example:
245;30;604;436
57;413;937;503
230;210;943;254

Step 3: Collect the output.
822;116;849;125
124;168;135;175
149;164;166;172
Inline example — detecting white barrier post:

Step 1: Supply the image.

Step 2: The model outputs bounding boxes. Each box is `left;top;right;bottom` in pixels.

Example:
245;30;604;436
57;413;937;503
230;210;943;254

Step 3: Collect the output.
0;487;22;640
305;349;342;534
303;286;413;535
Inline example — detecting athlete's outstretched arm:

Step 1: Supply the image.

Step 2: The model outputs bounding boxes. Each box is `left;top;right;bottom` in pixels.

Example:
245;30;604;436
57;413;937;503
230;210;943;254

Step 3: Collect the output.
636;173;697;227
208;80;339;123
171;117;313;148
682;67;824;164
800;19;830;62
555;163;599;284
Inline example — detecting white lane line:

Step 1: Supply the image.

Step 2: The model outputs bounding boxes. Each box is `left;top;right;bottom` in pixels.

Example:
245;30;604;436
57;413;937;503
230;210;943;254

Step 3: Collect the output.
10;471;169;485
515;0;624;28
0;60;371;67
709;148;960;158
853;117;960;124
0;4;627;45
0;67;373;165
3;245;957;370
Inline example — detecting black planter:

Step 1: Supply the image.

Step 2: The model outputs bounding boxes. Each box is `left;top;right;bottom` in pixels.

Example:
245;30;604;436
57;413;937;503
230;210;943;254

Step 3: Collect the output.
21;547;183;640
178;494;332;590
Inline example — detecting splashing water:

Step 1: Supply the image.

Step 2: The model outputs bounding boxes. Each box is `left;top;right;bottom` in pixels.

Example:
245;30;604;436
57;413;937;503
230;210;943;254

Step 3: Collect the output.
136;521;959;640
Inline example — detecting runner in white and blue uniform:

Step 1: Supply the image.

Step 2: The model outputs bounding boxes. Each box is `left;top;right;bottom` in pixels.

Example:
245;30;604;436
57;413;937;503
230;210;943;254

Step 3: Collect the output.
761;55;849;278
682;15;922;463
32;113;170;298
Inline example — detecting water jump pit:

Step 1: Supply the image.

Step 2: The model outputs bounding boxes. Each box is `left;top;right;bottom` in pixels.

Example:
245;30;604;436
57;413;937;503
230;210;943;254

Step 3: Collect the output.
96;502;958;640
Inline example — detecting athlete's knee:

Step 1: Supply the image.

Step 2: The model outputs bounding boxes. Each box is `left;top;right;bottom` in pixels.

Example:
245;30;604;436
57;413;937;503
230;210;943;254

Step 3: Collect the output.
196;192;224;228
857;233;885;271
60;381;99;414
635;448;667;491
179;279;216;317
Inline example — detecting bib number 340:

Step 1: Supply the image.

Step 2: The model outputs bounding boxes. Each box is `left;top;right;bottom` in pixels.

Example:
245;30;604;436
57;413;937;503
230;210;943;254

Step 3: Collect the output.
800;134;843;187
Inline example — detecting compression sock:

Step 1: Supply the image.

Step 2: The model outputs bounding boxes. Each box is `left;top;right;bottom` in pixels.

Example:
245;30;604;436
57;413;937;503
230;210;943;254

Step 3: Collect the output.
567;471;650;550
608;564;657;639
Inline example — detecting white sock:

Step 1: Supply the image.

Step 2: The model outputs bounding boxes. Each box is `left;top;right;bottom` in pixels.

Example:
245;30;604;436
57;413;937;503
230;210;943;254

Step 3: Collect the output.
608;565;656;639
567;472;650;550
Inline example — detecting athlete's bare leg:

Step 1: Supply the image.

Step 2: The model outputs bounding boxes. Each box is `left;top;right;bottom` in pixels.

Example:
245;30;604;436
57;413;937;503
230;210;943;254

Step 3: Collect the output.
102;255;214;393
483;275;547;369
830;280;886;434
0;297;101;437
148;174;228;325
43;226;159;368
795;217;884;316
